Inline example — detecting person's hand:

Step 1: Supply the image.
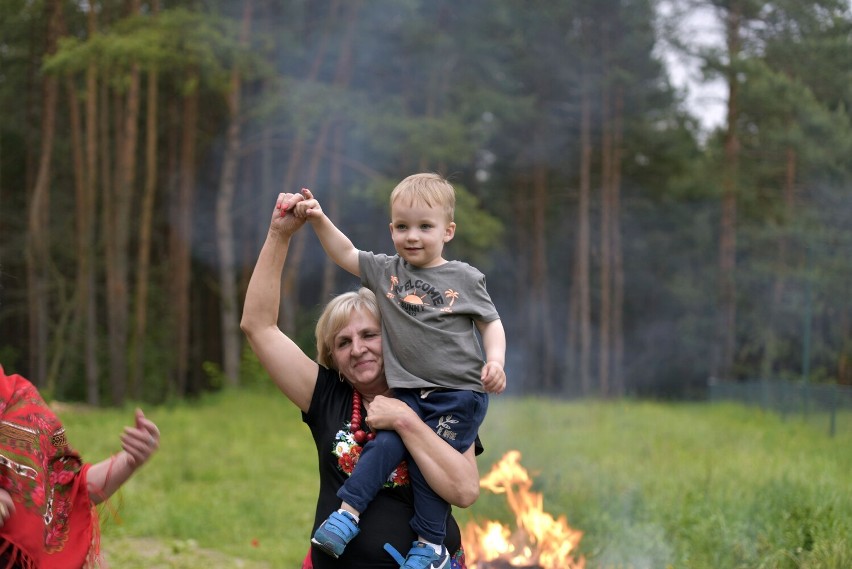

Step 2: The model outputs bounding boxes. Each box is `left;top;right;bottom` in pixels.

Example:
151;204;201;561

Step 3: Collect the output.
121;409;160;469
272;191;308;236
481;361;506;394
363;395;414;431
0;488;15;527
291;188;324;220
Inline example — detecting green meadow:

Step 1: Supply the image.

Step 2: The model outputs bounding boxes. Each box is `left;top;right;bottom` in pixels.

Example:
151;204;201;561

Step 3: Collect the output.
60;388;852;569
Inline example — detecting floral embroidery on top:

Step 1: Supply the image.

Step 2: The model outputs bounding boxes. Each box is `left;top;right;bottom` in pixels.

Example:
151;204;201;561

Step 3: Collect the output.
332;421;409;487
0;407;84;554
451;546;467;569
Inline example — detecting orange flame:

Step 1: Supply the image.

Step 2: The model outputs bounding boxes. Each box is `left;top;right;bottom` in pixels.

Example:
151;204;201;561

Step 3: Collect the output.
463;451;585;569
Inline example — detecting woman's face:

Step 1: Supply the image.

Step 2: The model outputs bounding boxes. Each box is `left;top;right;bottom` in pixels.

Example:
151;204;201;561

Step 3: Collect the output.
332;309;385;392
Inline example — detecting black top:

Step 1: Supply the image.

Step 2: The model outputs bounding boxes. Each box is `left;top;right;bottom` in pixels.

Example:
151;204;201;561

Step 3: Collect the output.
302;367;480;568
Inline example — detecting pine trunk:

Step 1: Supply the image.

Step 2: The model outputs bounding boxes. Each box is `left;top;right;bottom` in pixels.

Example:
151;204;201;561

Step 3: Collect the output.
576;77;592;395
717;1;742;380
599;76;613;398
321;123;344;303
278;0;341;336
216;0;254;387
25;0;62;386
131;51;160;398
531;142;553;391
82;4;100;405
611;85;625;396
172;71;200;395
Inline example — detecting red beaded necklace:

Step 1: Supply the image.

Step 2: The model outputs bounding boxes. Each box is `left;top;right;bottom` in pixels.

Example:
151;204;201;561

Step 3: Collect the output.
350;390;376;444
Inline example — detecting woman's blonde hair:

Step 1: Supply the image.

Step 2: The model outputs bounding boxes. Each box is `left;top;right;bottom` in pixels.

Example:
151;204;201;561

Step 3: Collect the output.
315;287;381;369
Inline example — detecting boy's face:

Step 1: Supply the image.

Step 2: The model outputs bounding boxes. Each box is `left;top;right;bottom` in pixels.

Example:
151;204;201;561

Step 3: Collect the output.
389;200;455;268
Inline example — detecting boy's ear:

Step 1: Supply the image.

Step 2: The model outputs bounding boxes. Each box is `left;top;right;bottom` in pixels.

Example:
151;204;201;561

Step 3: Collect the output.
444;222;456;242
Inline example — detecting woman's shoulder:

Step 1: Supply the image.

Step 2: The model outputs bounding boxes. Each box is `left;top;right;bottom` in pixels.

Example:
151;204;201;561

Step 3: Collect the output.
313;367;349;395
306;367;352;420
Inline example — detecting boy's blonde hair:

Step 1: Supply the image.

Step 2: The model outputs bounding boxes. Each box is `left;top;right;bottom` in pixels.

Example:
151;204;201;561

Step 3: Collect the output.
390;173;455;222
315;288;381;369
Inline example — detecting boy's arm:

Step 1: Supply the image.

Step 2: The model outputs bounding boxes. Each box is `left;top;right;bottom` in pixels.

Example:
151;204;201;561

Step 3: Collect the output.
476;318;507;394
292;188;361;277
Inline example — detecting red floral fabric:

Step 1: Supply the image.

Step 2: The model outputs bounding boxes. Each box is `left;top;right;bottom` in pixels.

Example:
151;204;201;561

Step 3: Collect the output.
0;365;100;568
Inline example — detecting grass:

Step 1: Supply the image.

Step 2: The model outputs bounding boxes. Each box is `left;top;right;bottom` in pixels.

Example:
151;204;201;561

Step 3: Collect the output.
60;388;852;569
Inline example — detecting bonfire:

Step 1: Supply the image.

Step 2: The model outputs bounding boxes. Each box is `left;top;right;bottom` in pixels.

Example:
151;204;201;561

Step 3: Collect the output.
463;451;585;569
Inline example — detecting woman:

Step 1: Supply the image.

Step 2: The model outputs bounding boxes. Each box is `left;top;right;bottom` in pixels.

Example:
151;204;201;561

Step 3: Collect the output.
240;193;481;569
0;365;160;568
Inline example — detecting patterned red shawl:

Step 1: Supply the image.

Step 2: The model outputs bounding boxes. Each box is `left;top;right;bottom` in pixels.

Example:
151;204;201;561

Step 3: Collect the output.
0;365;100;569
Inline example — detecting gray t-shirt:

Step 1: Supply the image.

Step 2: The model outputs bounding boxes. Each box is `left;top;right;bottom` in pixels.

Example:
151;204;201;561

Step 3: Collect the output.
359;251;500;392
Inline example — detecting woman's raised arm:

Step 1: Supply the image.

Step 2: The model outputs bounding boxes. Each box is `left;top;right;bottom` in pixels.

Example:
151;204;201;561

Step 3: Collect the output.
241;193;319;412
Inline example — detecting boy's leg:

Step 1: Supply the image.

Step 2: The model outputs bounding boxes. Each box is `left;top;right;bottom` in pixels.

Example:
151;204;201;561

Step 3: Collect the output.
397;447;452;568
312;430;407;558
394;389;488;568
336;428;406;510
407;452;450;543
310;509;359;558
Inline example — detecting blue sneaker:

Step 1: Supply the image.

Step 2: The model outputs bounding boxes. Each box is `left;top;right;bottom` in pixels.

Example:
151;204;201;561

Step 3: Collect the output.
400;541;450;569
310;510;360;558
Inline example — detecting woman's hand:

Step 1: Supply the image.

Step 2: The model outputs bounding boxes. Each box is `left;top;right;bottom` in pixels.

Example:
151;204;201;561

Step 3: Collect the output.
87;408;160;504
121;408;160;468
272;191;308;237
363;395;413;431
0;488;15;526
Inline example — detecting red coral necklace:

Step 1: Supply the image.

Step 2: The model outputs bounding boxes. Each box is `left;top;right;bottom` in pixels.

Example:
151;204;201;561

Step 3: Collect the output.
351;390;376;444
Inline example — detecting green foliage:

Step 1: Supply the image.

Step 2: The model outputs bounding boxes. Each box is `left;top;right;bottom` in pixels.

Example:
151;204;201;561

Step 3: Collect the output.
43;8;267;94
59;395;851;569
63;388;316;568
2;0;852;401
449;182;505;271
466;397;852;569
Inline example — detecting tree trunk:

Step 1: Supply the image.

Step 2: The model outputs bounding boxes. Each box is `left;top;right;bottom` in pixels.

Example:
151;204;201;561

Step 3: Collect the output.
761;144;796;379
599;76;613;398
611;85;625;397
82;4;100;405
575;75;593;396
131;0;161;398
320;0;361;302
516;173;542;390
66;72;94;399
282;2;361;330
25;0;62;387
531;133;554;391
321;123;344;303
105;0;142;405
717;1;742;380
279;0;344;336
171;70;200;395
216;0;254;387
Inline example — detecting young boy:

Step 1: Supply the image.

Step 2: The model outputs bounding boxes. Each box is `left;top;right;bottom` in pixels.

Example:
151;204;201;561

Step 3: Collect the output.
291;173;506;569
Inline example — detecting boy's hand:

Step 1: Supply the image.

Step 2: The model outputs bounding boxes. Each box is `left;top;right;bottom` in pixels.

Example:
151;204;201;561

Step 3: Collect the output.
481;361;506;394
291;188;324;220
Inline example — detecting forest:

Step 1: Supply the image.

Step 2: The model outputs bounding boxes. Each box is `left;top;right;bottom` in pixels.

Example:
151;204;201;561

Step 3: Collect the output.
0;0;850;405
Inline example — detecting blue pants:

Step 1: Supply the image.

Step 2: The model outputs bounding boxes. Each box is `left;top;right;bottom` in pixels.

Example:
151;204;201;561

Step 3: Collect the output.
337;388;488;543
